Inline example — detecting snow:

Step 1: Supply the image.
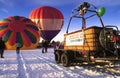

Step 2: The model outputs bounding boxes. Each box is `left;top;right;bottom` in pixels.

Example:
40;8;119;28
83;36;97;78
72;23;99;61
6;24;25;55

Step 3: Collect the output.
0;48;120;78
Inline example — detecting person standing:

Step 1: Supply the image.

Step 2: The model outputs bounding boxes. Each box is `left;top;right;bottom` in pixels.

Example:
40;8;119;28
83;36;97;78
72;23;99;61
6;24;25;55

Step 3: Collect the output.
51;41;57;51
16;42;21;54
44;40;49;53
42;40;49;53
42;40;45;53
0;37;6;58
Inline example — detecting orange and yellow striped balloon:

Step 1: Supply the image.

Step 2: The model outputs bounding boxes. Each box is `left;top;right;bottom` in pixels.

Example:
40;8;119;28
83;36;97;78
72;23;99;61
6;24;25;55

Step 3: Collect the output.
29;6;64;41
0;16;40;50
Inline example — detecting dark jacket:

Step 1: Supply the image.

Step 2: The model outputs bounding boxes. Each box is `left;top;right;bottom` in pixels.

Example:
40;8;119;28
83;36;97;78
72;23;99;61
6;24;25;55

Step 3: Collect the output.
0;40;5;49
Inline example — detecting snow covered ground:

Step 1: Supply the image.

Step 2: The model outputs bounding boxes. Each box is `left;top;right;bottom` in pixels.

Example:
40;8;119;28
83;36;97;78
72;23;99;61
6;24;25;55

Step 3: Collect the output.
0;48;120;78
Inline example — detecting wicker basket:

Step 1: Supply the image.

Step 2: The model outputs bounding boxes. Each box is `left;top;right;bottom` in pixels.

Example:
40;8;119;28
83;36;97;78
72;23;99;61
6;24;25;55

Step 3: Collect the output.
64;26;103;51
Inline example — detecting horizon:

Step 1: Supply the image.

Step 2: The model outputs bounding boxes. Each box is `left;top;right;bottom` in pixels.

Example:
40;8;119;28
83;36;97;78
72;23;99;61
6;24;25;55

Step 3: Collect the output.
0;0;120;42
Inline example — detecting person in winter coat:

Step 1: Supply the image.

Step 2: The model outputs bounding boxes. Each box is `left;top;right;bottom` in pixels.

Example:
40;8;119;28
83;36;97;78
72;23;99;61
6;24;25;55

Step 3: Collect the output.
51;41;57;51
16;42;21;54
42;40;49;53
0;37;6;58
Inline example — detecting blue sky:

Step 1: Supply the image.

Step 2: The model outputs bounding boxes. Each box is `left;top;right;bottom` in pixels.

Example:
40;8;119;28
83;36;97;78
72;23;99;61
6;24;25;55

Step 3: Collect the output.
0;0;120;41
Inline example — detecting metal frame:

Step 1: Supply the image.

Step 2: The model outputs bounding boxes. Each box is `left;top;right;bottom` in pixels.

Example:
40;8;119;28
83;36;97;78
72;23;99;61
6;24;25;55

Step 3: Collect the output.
66;2;105;33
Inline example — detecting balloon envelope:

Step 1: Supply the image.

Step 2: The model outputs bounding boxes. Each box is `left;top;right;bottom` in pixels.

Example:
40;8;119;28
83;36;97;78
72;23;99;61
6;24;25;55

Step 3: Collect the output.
29;6;64;41
97;7;106;17
0;16;40;50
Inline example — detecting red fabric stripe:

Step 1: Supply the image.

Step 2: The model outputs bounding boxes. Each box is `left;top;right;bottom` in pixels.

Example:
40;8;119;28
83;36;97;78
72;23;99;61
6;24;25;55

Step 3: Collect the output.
26;28;40;38
29;6;64;19
0;28;9;37
21;31;31;47
8;32;16;46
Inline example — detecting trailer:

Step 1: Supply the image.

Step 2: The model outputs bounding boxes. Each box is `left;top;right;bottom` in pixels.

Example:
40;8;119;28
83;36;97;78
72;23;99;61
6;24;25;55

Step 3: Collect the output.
54;2;120;67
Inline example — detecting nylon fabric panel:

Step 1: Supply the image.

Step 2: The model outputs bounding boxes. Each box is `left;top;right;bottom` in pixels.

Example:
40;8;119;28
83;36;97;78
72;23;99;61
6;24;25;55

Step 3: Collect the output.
41;30;60;41
8;32;16;46
31;19;63;30
29;6;64;19
21;31;31;47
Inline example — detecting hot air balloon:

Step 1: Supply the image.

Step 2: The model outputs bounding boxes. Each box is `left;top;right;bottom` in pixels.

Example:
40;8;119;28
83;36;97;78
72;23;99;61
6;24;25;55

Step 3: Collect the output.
29;6;64;42
0;16;40;50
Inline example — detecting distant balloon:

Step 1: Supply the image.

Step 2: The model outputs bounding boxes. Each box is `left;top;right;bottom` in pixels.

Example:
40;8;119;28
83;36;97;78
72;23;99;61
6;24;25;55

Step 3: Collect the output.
0;16;40;50
97;7;106;17
29;6;64;41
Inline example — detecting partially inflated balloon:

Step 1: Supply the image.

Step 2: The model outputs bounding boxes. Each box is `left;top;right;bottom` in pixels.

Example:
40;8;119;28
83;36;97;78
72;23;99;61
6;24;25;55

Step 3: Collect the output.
0;16;40;50
97;7;106;17
29;6;64;41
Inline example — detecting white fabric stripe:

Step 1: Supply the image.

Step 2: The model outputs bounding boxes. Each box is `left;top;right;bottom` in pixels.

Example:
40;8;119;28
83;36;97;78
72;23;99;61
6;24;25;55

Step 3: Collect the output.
31;19;64;30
